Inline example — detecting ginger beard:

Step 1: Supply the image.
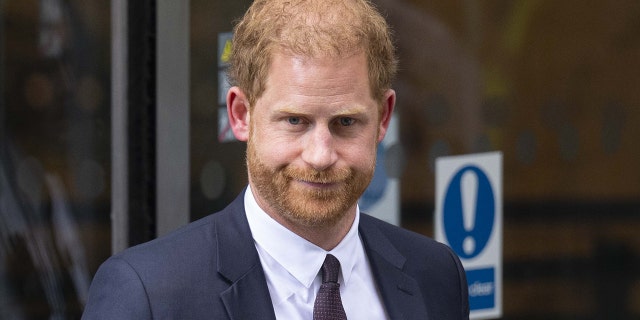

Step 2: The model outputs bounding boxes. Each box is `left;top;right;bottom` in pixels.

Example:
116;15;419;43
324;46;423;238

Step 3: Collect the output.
247;132;376;228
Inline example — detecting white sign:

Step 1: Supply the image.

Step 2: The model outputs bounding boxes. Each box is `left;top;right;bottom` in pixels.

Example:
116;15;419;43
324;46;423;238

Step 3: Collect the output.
435;152;502;319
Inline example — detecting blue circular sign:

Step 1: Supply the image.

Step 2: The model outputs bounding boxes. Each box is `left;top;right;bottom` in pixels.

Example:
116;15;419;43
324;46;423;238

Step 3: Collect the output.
443;165;495;259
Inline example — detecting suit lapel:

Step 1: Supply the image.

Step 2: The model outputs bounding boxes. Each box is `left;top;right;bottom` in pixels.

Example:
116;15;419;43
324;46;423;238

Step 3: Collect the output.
359;215;430;320
215;192;276;320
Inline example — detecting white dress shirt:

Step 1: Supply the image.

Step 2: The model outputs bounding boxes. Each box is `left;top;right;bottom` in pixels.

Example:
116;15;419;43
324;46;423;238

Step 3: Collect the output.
244;186;388;319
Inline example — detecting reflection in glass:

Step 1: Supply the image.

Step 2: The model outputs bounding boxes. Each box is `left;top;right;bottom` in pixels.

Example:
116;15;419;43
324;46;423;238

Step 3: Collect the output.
1;0;110;318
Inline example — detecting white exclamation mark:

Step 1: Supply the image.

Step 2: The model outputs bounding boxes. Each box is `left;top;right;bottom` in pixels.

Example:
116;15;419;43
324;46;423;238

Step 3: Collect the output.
461;170;478;255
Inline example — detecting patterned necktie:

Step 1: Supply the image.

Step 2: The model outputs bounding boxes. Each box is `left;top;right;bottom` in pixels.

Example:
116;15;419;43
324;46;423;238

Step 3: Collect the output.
313;254;347;320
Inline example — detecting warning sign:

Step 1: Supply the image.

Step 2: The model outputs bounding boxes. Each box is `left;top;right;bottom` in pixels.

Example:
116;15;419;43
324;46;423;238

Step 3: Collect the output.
435;152;503;319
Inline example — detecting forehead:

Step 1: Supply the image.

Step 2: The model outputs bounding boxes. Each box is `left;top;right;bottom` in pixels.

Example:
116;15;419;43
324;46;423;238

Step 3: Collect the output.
265;51;371;96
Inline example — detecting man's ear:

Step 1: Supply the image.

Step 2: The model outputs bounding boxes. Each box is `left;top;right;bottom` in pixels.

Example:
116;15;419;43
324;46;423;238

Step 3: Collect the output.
377;89;396;143
227;86;250;141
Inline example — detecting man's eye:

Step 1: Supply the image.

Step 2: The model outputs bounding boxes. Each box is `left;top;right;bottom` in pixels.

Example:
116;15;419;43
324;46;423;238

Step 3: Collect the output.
288;117;301;125
339;117;355;126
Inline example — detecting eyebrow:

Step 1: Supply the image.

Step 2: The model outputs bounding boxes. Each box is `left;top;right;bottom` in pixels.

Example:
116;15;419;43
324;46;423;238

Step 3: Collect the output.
274;105;368;117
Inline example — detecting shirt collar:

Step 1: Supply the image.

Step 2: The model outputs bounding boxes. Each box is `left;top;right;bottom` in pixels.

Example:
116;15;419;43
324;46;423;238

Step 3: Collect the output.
244;185;360;288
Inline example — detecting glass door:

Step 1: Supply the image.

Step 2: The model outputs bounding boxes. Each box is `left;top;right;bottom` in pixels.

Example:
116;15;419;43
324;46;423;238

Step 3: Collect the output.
0;0;111;318
188;0;640;318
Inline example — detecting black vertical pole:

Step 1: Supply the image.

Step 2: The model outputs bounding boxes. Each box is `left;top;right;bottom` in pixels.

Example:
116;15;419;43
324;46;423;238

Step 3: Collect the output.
127;0;156;245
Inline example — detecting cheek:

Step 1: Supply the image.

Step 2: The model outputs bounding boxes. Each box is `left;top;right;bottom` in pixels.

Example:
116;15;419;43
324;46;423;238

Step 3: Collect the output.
340;141;378;168
251;133;299;165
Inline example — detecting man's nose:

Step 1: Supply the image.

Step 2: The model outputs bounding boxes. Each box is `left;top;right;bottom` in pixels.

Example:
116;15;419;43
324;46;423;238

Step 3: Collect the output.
301;125;338;171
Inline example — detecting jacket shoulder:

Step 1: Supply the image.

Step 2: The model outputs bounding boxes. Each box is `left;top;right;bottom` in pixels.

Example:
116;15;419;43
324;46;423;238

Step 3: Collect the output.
359;213;469;319
83;197;247;319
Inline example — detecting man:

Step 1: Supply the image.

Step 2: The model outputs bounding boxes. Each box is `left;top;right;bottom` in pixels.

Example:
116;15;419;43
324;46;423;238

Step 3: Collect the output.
83;0;469;319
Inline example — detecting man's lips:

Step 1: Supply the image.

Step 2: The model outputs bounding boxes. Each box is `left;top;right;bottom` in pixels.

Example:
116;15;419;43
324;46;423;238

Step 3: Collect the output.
294;179;341;189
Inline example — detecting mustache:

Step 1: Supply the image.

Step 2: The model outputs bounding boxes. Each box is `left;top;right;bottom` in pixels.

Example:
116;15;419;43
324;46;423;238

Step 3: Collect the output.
282;166;351;184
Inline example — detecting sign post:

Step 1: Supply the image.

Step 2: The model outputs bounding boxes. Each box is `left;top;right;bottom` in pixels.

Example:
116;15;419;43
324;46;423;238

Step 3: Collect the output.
435;152;502;319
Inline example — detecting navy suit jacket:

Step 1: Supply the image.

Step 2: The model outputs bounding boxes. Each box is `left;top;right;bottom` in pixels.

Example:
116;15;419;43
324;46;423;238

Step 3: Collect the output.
83;192;469;319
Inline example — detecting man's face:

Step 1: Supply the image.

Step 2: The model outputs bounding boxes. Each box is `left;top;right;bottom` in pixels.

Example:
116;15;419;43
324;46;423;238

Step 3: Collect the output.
246;51;393;228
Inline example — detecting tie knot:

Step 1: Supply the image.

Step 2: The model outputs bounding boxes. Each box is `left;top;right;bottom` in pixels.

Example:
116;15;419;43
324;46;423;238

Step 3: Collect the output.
321;254;341;284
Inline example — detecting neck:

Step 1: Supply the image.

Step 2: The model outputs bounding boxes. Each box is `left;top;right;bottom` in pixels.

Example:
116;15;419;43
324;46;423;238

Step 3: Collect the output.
264;204;356;251
283;212;356;251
